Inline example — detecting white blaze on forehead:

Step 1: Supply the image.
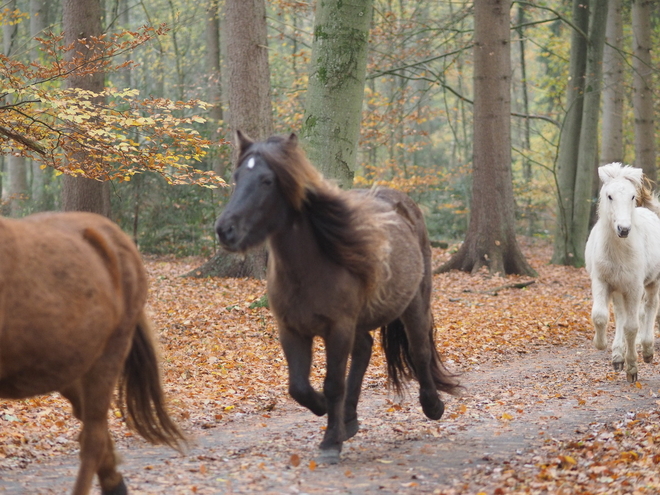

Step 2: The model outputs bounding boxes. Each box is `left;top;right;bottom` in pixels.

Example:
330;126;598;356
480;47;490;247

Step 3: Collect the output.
246;157;255;169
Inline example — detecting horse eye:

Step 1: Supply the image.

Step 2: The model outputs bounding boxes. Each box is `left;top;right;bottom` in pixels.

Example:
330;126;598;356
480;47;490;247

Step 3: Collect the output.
261;177;273;186
632;195;636;201
607;195;613;201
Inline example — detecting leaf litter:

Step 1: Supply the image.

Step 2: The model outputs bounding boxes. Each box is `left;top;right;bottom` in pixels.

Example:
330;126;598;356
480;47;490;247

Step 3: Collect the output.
2;240;660;493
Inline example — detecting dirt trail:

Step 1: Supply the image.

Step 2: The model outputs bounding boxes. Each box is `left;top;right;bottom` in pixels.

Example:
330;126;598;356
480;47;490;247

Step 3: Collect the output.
2;340;659;494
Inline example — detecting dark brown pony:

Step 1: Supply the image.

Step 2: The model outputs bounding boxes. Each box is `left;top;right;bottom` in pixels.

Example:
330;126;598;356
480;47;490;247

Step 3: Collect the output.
216;132;459;463
0;212;184;494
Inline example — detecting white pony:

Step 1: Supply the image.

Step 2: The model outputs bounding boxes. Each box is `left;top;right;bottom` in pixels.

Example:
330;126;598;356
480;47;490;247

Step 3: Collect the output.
585;162;660;382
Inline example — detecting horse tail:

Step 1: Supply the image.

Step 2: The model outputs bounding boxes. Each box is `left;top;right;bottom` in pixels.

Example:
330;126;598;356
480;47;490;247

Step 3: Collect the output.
381;318;461;396
118;311;186;451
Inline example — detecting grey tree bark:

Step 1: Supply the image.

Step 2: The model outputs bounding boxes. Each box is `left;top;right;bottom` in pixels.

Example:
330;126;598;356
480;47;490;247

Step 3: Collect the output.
3;0;28;217
61;0;110;216
189;0;272;279
601;0;624;165
30;0;54;212
550;0;590;266
631;0;656;182
300;0;374;188
570;0;609;267
437;0;535;277
205;0;224;176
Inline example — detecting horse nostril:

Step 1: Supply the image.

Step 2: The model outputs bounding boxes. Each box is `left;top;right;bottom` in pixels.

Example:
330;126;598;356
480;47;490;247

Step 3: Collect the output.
618;226;630;237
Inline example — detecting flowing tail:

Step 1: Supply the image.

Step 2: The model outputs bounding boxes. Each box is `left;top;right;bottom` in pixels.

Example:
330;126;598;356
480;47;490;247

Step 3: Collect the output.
117;311;186;451
381;318;460;396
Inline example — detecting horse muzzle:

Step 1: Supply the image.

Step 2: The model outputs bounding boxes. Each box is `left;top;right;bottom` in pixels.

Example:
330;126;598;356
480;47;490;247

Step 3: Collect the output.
617;225;630;238
215;217;243;252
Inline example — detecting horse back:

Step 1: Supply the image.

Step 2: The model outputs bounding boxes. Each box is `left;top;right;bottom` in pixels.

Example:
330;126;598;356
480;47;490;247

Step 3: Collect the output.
352;188;431;329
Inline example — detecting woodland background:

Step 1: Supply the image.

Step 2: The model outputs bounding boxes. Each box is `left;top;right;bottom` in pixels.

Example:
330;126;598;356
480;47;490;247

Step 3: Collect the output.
2;0;657;262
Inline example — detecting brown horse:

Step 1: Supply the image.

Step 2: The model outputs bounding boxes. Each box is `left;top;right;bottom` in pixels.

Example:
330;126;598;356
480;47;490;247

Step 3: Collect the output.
0;211;184;494
215;132;459;463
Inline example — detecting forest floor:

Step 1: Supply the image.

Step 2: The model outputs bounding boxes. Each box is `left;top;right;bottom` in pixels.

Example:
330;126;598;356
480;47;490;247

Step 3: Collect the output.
2;240;660;494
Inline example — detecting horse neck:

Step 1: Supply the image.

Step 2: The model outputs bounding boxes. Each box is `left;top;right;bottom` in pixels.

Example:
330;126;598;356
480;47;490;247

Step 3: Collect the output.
267;212;326;276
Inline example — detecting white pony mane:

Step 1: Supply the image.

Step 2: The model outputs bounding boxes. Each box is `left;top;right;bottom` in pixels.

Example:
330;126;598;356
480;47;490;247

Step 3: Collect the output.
598;162;643;188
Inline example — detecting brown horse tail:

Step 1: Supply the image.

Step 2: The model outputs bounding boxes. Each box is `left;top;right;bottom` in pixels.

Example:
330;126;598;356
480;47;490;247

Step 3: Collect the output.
118;312;186;451
381;318;461;396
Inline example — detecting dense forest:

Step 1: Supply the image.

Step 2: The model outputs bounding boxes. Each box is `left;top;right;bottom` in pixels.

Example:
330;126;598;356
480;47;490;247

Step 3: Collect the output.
1;0;659;262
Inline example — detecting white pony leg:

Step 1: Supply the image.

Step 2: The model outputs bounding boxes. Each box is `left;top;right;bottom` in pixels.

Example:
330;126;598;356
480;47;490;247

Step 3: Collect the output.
622;292;642;382
640;284;659;363
591;281;610;351
611;292;626;370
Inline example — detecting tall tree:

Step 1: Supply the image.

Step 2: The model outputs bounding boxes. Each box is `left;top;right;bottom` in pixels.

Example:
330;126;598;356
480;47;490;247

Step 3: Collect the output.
437;0;535;276
631;0;656;182
300;0;374;188
205;0;224;176
601;0;624;165
551;0;608;267
570;0;609;265
30;0;54;211
3;0;28;217
190;0;272;278
61;0;110;216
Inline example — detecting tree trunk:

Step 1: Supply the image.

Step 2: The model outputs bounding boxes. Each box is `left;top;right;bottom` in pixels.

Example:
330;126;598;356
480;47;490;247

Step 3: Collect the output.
206;0;224;176
30;0;54;211
437;0;535;277
3;0;28;217
61;0;110;216
551;0;589;265
224;0;272;144
300;0;374;188
569;0;608;267
190;0;273;279
601;0;624;165
631;0;656;182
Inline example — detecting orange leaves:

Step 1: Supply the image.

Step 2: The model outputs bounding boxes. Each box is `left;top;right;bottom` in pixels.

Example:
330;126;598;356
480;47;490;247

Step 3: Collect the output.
1;27;225;188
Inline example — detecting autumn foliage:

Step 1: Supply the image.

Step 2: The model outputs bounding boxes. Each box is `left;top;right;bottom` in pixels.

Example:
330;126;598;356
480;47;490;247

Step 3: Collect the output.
0;16;224;187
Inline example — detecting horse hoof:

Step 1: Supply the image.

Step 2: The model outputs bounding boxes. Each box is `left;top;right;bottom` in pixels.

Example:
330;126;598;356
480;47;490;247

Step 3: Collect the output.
627;372;638;383
316;447;341;465
102;478;127;495
643;354;654;364
612;360;624;372
344;418;359;440
421;399;445;421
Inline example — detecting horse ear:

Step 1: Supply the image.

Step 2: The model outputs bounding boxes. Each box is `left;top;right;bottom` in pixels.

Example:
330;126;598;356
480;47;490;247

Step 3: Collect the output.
235;130;254;157
288;133;298;146
598;163;620;184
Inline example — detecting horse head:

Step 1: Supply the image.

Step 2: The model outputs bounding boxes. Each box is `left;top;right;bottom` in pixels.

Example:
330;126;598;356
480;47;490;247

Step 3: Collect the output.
215;131;294;252
598;163;644;239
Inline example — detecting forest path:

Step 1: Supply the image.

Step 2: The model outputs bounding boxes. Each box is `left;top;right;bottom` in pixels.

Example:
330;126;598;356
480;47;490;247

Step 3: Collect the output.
2;340;658;494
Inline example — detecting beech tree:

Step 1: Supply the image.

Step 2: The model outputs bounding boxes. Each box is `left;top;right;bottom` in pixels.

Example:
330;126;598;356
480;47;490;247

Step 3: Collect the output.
551;0;608;267
601;0;624;165
189;0;272;278
300;0;374;188
631;0;656;182
437;0;535;276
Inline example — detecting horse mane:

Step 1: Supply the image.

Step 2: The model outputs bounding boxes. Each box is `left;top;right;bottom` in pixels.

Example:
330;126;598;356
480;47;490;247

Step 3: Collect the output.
241;134;390;294
638;175;660;218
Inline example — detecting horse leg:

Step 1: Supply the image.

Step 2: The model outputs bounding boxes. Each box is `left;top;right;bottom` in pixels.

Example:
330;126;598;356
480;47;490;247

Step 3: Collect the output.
61;381;126;495
611;292;626;371
400;297;444;421
639;283;659;363
591;279;611;352
279;328;326;416
317;329;353;464
343;330;373;441
621;291;642;382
